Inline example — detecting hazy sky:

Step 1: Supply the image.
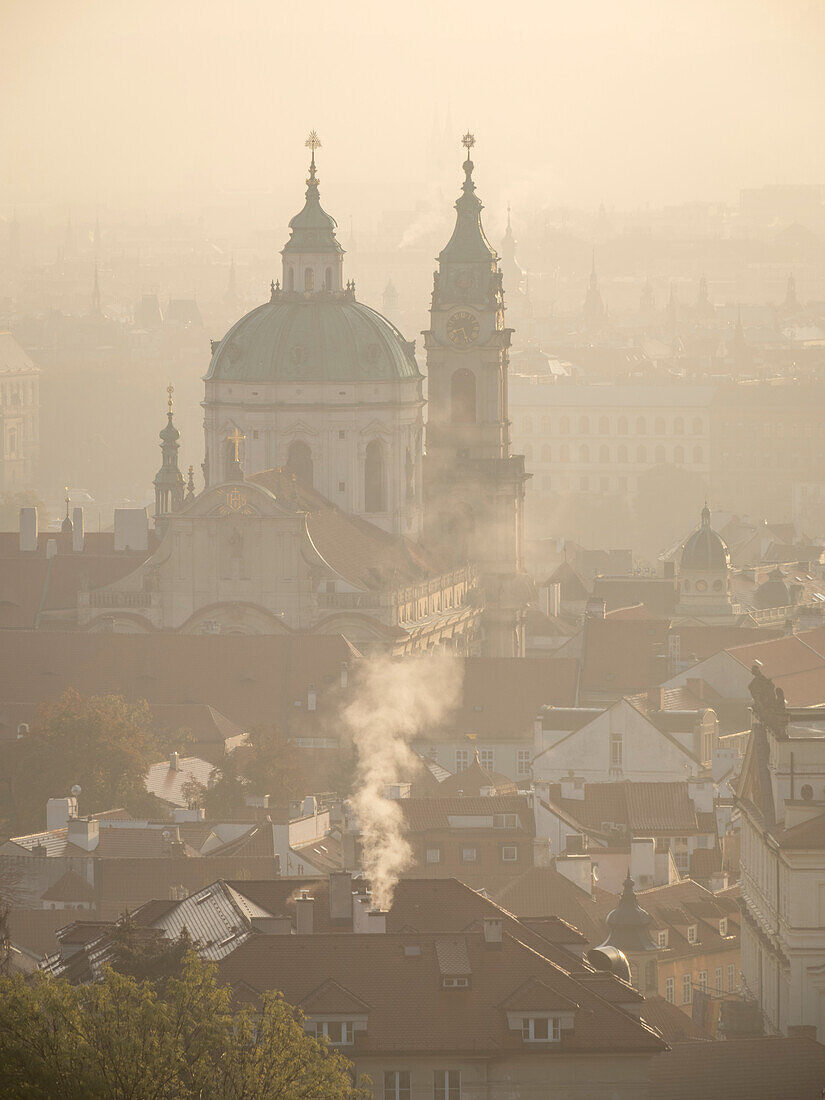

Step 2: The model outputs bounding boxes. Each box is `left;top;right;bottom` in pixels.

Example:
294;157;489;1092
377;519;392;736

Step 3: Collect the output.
2;0;824;220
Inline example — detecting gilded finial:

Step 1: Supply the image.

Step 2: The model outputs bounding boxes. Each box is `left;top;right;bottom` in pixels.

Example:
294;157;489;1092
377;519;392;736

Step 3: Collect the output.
64;486;70;518
167;383;174;414
461;132;475;154
305;130;321;184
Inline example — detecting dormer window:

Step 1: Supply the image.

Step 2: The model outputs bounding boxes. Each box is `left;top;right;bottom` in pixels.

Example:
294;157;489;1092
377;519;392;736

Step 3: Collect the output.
719;918;728;937
308;1020;355;1046
521;1017;561;1042
442;976;469;989
493;814;518;829
657;930;668;948
687;925;698;944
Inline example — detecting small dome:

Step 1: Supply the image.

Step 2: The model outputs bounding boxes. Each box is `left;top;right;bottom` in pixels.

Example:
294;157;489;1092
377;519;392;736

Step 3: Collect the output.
205;297;421;385
681;504;730;571
601;874;657;953
159;412;180;444
755;566;791;610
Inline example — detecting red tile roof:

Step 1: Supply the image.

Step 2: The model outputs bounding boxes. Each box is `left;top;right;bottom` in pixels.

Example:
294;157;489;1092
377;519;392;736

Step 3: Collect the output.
217;930;665;1054
544;781;700;836
580;618;670;695
398;795;533;834
649;1037;825;1100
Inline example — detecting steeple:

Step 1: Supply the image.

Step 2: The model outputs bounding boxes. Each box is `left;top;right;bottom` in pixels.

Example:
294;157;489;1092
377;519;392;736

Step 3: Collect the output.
583;247;606;333
600;874;657;953
280;131;344;294
783;272;800;313
437;133;499;268
154;384;185;533
500;203;526;306
61;487;73;535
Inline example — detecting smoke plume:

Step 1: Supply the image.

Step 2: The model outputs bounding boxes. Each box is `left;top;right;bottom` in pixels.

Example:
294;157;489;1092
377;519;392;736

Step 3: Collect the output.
341;653;463;911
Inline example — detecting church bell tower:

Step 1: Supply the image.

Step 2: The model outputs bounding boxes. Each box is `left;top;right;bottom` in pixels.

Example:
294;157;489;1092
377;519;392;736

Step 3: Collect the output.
423;134;530;657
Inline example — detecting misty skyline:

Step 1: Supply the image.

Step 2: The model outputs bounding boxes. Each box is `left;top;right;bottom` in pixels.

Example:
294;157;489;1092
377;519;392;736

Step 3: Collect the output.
2;0;824;220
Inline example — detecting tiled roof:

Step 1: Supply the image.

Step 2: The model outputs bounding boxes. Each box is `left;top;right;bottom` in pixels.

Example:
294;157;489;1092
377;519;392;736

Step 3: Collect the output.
775;809;825;850
144;755;215;808
726;630;825;679
0;532;152;630
300;979;370;1015
673;625;784;664
434;937;472;976
580;618;670;695
0;631;360;729
493;866;611;946
40;870;95;903
649;1037;825;1100
544;781;700;836
217;931;665;1054
436;755;517;797
6;908;79;960
498;976;579;1013
398;795;533;834
631;880;740;958
639;996;710;1043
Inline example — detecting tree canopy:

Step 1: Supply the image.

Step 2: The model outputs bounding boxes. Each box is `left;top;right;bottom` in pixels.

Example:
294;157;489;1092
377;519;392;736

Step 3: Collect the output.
0;952;370;1100
8;690;167;834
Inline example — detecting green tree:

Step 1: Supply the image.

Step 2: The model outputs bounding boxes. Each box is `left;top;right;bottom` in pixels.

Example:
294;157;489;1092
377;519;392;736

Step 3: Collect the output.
0;953;370;1100
9;690;165;833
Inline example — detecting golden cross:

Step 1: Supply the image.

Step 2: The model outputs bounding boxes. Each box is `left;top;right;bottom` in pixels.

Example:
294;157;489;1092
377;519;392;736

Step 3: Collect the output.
305;130;321;156
462;132;475;153
227;427;245;462
167;382;174;413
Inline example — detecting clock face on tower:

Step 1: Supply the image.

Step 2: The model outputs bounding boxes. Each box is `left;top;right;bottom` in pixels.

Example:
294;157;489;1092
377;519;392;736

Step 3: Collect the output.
446;311;480;347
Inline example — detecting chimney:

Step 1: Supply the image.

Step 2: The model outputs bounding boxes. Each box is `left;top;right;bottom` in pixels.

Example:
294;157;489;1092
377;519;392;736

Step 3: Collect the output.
646;686;665;712
560;774;585;801
340;661;349;689
353;892;374;933
555;853;593;896
114;508;149;552
342;830;359;871
367;909;388;934
295;891;315;934
630;837;656;885
329;871;354;924
19;507;37;552
710;870;729;893
72;507;84;552
170;751;180;772
46;538;58;559
307;684;317;712
482;917;503;945
46;796;78;831
252;915;292;935
67;817;99;852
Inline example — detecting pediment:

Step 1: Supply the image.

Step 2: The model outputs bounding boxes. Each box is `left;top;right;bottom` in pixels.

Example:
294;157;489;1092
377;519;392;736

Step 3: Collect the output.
283;420;320;438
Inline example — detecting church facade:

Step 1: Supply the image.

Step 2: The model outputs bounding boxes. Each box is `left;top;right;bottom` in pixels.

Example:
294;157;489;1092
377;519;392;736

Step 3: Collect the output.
81;134;529;656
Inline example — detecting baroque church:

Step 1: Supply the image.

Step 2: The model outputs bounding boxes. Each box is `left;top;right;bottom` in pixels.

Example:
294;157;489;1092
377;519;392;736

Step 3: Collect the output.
80;134;530;656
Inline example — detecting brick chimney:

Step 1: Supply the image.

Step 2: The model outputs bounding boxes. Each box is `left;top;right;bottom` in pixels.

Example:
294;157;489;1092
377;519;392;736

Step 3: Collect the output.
483;917;503;945
295;891;315;934
329;871;354;924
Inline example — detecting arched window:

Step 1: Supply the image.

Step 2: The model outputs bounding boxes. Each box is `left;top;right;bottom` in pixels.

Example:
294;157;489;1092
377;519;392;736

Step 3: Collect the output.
560;444;570;462
692;416;703;434
599;444;610;463
324;267;332;291
287;267;295;291
304;268;315;291
365;440;386;512
636;417;646;435
618;416;628;435
655;445;666;464
655;416;666;435
287;440;313;487
693;446;703;464
451;369;476;424
674;445;685;464
523;416;533;434
541;416;551;434
559;416;570;435
541;444;551;462
674;416;684;435
636;445;647;463
579;444;590;463
599;416;609;434
579;416;590;434
618;444;628;463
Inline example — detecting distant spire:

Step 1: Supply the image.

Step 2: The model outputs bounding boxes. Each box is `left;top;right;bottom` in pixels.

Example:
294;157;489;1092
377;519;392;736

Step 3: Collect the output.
185;465;196;504
154;385;185;531
90;263;102;317
701;500;711;527
61;487;73;535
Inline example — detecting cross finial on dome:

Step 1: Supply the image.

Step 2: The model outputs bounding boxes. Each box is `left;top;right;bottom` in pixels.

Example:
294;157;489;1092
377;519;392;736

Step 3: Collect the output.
461;131;475;153
167;382;174;414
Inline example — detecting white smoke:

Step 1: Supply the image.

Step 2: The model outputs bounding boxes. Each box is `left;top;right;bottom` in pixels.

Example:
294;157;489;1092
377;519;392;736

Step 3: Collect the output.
341;653;463;911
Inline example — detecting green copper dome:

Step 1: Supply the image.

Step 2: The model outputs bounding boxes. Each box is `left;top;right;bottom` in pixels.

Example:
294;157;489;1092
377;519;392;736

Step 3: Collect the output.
205;293;421;384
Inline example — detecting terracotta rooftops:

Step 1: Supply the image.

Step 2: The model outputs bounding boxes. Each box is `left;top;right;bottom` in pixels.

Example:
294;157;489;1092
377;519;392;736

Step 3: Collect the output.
542;781;704;837
217;930;665;1055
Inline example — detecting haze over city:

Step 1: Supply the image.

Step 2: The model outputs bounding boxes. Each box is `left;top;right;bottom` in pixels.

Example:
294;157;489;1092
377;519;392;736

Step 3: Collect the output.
2;2;825;1098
